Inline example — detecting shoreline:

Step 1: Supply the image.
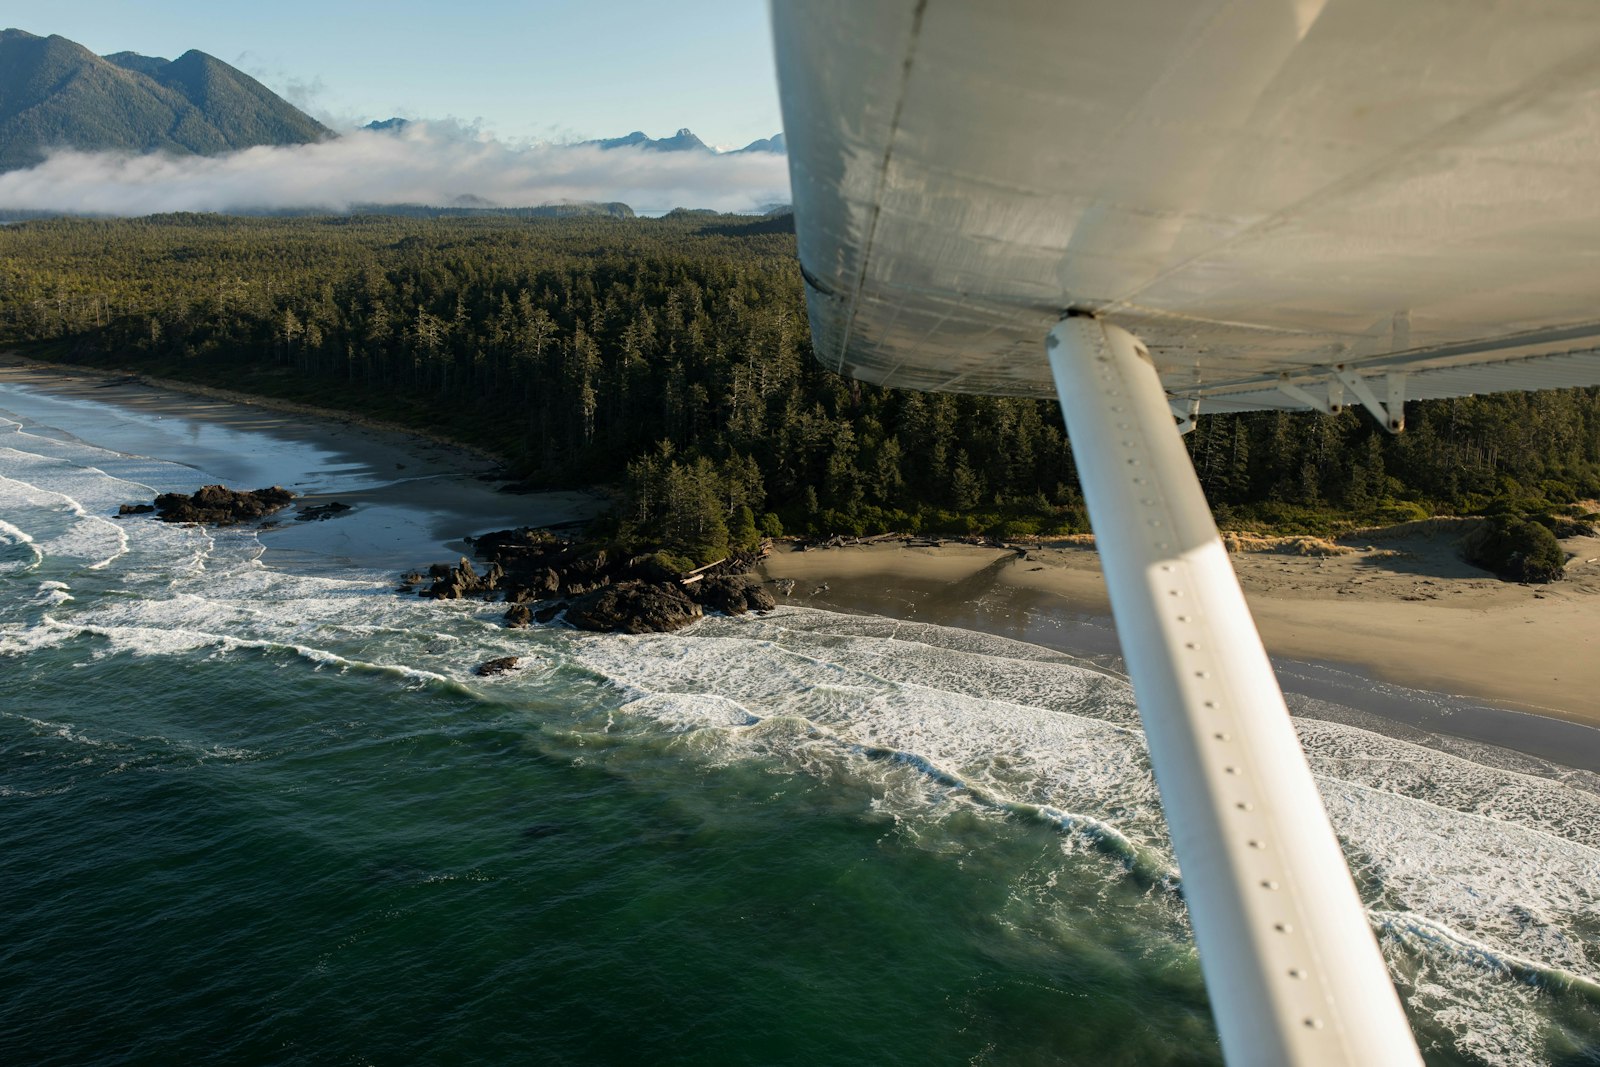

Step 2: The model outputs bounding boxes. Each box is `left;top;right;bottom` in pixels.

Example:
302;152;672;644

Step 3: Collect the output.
0;350;508;467
758;537;1600;733
6;351;1597;763
0;354;602;575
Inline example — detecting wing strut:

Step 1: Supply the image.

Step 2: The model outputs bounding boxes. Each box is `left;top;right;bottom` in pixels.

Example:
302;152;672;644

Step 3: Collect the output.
1335;366;1408;433
1046;315;1422;1067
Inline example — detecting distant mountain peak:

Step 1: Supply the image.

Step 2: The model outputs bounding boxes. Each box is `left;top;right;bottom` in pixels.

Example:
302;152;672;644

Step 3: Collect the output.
733;132;786;154
578;127;786;155
583;128;711;153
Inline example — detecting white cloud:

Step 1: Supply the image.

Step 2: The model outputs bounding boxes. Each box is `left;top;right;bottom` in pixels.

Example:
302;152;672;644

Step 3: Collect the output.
0;122;792;217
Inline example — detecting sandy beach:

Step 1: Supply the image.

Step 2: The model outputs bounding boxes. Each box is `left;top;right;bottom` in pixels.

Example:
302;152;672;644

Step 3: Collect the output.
758;530;1600;731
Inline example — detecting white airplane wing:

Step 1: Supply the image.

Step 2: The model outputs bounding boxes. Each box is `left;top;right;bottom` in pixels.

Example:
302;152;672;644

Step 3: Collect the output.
776;0;1600;410
771;3;1600;1065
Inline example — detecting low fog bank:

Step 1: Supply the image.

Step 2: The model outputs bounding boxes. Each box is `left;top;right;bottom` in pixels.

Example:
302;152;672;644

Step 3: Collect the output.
0;122;792;217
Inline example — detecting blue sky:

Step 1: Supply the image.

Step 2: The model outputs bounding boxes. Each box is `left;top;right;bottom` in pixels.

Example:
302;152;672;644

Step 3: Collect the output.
4;0;784;148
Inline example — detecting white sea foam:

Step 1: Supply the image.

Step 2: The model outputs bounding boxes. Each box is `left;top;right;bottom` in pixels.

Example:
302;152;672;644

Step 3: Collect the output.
0;620;69;656
0;429;234;582
570;617;1173;872
23;614;467;690
616;692;762;731
27;581;73;607
546;608;1600;1066
0;517;43;574
0;518;35;544
0;461;129;570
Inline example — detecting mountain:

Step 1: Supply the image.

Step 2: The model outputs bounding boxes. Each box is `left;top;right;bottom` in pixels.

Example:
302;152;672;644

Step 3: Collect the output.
733;132;785;154
583;128;786;155
0;28;328;171
585;127;712;153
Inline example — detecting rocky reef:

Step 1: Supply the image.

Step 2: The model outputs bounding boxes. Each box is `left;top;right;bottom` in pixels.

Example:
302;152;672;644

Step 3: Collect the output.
120;485;296;525
402;528;775;634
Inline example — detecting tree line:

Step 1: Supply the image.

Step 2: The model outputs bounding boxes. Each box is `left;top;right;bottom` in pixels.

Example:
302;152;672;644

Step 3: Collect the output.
2;212;1597;564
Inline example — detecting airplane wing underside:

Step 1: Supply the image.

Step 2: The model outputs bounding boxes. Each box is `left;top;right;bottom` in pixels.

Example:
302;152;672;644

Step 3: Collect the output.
775;0;1600;408
771;3;1600;1064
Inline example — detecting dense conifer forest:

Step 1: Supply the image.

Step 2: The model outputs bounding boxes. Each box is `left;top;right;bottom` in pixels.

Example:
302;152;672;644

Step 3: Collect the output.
3;212;1598;563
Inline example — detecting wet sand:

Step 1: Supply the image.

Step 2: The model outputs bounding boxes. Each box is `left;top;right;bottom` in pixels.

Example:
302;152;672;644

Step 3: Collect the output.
758;535;1600;763
0;354;602;575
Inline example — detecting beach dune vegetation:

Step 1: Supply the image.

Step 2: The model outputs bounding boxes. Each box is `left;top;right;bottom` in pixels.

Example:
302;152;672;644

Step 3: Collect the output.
1461;516;1567;583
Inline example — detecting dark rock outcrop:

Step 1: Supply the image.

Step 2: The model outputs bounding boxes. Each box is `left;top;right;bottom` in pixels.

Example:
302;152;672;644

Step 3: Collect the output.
149;484;294;525
470;526;561;564
406;525;774;634
295;502;352;522
475;656;521;677
506;598;569;627
424;557;506;600
691;574;777;616
117;503;155;516
565;581;702;634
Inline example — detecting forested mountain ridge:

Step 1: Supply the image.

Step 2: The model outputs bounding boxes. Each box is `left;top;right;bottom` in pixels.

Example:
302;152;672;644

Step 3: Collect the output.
1;212;1597;564
0;28;328;171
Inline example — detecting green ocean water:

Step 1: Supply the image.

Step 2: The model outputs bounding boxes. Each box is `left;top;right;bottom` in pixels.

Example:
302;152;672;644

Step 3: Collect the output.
4;382;1600;1066
3;647;1217;1066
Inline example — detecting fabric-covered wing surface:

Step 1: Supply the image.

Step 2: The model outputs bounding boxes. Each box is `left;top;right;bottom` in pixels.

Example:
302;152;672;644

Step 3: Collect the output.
773;0;1600;408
